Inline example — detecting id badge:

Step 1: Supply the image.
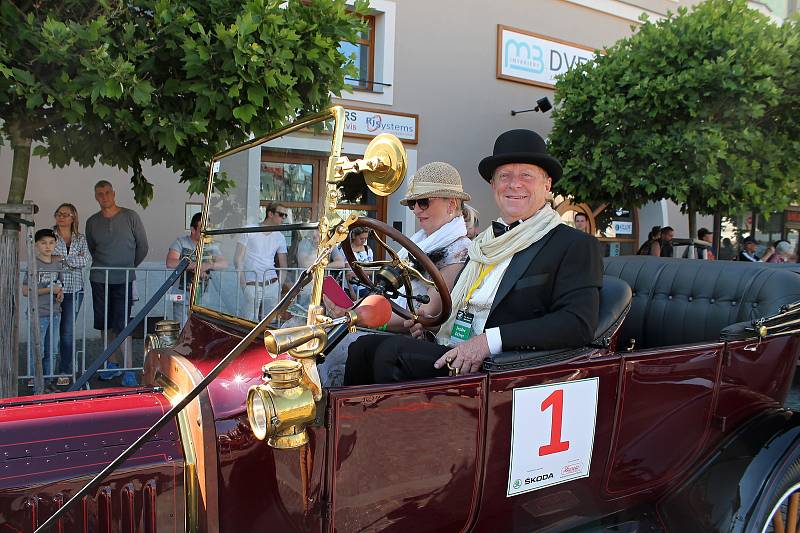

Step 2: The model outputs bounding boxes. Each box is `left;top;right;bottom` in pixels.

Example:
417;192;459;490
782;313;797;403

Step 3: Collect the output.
448;309;474;346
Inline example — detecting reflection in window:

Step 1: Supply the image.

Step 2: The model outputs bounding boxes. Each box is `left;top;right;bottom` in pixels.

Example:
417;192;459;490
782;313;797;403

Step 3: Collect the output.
261;162;313;203
340;15;374;90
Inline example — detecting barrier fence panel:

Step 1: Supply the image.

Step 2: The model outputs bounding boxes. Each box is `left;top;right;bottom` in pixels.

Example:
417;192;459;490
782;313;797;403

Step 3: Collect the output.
16;265;376;392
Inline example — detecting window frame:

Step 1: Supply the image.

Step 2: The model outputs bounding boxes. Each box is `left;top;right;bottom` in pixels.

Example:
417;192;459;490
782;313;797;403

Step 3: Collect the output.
343;14;376;93
335;0;396;106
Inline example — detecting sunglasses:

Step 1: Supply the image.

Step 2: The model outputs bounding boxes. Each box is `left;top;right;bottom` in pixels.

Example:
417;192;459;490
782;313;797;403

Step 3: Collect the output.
406;198;430;211
273;211;289;218
55;212;73;218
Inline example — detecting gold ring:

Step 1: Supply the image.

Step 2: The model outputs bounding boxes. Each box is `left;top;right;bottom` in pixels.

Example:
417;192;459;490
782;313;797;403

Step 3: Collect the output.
445;356;454;364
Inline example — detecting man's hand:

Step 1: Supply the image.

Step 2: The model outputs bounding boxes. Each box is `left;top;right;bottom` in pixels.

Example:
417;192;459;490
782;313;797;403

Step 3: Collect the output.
434;334;490;375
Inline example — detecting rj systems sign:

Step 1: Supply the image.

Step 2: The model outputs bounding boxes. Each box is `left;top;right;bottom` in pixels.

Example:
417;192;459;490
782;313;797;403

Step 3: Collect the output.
497;25;596;88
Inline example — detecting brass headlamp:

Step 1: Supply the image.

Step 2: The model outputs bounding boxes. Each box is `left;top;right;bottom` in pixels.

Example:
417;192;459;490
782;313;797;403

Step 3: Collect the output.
247;360;316;449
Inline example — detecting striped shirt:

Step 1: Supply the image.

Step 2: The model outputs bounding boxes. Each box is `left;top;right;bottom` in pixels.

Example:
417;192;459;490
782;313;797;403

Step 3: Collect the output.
54;231;91;293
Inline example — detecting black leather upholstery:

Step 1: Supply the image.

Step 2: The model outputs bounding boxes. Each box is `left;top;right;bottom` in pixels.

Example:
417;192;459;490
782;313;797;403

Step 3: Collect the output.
603;256;800;349
593;276;632;346
485;275;631;370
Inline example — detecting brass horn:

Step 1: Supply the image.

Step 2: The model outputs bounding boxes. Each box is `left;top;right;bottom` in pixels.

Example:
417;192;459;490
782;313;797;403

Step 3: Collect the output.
334;133;407;196
263;324;328;359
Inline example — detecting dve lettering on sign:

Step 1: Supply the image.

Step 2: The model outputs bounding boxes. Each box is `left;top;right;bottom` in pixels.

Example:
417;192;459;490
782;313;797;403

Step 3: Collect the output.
507;378;599;496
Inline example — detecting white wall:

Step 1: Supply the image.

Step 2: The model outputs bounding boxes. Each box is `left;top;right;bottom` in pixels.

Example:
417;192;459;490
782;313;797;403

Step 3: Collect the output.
0;143;200;264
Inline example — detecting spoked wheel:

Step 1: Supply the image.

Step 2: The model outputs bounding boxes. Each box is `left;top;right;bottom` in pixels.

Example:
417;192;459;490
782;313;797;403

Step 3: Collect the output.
764;483;800;533
341;217;451;328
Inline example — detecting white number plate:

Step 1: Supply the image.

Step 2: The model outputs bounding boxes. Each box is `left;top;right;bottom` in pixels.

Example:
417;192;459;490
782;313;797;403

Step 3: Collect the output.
507;377;599;496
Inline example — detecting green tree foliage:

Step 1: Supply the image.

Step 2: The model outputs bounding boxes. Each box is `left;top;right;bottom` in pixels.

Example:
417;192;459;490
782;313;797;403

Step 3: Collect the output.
549;0;800;226
0;0;367;206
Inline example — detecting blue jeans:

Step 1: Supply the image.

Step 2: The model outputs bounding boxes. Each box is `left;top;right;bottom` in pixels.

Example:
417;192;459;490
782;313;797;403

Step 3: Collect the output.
59;291;84;375
30;314;61;380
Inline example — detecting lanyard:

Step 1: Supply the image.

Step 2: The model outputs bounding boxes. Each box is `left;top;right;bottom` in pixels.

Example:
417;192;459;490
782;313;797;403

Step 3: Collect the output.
462;263;496;310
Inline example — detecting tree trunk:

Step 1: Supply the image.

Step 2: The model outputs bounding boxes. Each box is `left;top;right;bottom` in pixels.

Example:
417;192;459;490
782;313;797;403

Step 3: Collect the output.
0;123;32;398
687;198;698;260
0;229;20;397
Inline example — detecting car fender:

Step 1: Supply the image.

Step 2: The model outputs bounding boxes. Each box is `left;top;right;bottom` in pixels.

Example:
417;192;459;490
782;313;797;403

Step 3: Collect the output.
657;408;800;533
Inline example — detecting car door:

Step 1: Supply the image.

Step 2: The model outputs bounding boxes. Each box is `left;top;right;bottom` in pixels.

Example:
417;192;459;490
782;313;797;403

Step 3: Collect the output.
471;357;622;532
327;375;486;532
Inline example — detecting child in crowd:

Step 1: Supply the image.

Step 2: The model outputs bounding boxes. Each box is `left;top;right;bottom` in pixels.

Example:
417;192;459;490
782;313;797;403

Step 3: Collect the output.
22;228;64;389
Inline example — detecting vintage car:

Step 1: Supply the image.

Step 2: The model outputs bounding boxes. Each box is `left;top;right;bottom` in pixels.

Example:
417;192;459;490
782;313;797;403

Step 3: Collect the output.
4;106;800;533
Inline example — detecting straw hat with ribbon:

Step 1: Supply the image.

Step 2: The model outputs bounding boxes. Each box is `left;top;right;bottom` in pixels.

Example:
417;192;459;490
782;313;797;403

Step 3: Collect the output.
399;162;472;205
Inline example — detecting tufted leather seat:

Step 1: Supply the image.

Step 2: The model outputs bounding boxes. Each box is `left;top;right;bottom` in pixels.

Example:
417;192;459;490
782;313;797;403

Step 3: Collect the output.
603;256;800;349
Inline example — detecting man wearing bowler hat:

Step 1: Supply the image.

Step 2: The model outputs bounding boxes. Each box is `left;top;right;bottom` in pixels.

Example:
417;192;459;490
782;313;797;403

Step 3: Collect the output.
344;129;603;384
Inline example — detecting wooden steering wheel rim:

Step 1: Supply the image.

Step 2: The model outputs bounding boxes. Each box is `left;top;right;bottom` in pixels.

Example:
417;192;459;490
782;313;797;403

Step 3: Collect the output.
341;217;452;327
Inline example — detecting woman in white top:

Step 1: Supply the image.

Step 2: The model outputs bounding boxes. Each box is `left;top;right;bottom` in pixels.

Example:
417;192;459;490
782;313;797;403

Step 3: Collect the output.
53;203;91;384
345;227;373;299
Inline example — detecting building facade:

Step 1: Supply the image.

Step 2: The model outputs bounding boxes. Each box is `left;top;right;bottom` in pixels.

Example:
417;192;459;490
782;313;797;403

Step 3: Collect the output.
0;0;794;263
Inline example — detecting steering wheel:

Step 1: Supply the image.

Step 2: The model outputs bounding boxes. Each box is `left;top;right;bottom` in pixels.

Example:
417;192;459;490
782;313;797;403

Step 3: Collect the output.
341;218;452;327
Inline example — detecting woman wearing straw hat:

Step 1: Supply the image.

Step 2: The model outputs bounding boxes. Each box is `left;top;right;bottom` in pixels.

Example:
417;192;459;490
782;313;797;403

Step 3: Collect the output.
319;161;472;385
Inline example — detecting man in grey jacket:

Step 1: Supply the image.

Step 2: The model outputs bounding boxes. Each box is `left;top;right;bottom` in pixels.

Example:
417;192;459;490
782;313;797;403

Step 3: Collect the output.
86;180;149;387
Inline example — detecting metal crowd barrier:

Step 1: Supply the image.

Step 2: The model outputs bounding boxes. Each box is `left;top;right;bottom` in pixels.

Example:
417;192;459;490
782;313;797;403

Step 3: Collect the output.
17;265;371;389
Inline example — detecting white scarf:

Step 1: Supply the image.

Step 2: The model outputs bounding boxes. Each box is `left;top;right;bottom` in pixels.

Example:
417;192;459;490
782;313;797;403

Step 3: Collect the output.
396;215;467;309
436;205;563;345
398;215;467;259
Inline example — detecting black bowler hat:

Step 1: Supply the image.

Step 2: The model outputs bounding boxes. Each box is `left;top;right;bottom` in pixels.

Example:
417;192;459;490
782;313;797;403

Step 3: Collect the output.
478;129;563;183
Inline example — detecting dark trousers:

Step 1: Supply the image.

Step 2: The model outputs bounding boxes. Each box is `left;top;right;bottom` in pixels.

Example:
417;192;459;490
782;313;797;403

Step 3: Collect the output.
91;281;133;334
344;334;450;385
59;291;84;374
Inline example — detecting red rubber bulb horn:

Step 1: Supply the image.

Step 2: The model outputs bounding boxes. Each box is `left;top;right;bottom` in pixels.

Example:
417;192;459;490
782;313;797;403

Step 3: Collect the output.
353;294;392;328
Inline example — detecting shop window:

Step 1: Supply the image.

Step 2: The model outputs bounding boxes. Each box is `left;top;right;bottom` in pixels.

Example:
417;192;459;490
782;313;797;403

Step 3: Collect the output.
555;198;638;257
260;150;387;267
340;15;376;91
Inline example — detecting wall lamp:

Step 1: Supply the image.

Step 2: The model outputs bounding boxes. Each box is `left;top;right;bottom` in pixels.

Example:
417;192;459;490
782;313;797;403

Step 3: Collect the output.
511;96;553;116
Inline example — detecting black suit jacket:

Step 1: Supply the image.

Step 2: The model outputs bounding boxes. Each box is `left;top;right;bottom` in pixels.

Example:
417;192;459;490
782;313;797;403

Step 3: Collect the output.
483;224;603;352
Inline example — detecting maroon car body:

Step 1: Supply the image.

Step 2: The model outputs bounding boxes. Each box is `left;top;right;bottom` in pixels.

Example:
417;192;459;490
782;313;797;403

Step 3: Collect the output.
3;254;800;532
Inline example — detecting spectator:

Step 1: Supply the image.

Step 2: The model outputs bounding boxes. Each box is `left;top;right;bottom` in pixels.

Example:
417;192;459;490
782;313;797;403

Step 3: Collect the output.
463;204;480;239
698;227;715;260
738;236;762;262
86;180;148;387
234;201;288;321
165;212;228;326
764;240;793;264
22;229;64;391
345;227;373;299
291;229;345;311
295;229;345;272
656;226;675;257
637;226;662;256
53;203;91;386
574;212;590;233
718;238;736;260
